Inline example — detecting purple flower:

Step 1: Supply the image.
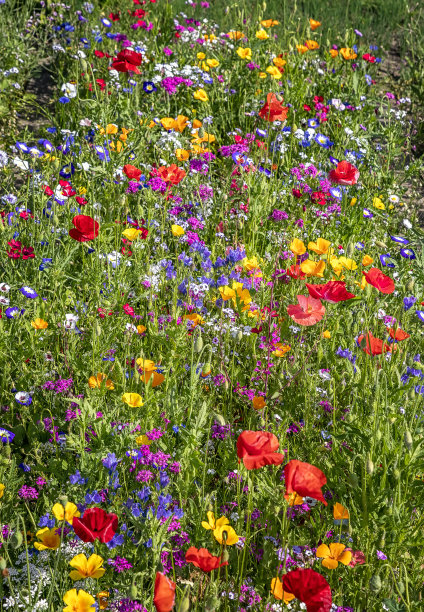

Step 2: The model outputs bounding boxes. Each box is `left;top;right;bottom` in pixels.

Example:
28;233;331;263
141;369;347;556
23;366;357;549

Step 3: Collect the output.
376;550;387;560
18;485;39;500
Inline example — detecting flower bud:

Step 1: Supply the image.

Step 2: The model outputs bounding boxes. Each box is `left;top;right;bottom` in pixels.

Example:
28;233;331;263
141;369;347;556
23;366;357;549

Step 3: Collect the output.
275;94;283;102
369;575;382;593
404;430;413;451
406;279;414;291
222;548;229;562
95;322;102;337
366;456;374;475
347;472;358;487
393;468;400;480
11;531;23;549
375;240;387;249
205;595;220;611
178;590;190;612
129;581;138;600
236;330;243;342
397;580;405;594
194;335;203;353
0;557;6;570
375;430;382;442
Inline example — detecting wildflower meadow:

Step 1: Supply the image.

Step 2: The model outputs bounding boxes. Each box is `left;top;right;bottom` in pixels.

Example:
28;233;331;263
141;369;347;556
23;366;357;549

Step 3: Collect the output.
0;0;423;610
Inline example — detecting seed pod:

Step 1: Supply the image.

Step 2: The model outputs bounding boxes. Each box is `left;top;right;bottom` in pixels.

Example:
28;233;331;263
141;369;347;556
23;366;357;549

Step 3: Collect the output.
137;204;144;218
178;589;190;612
379;530;386;548
4;445;11;459
58;494;68;506
213;413;226;426
366;456;374;475
222;548;229;562
406;279;414;291
398;580;405;594
393;468;400;480
129;581;138;600
0;558;6;571
404;430;413;451
80;59;88;73
236;330;243;342
369;575;382;593
223;379;229;391
205;595;220;611
375;430;382;442
95;322;102;337
375;240;387;249
194;335;203;353
10;531;23;549
202;362;211;376
275;94;283;102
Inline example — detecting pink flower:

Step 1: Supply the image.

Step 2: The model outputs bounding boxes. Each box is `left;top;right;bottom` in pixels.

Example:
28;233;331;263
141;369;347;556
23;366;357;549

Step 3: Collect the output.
287;295;325;326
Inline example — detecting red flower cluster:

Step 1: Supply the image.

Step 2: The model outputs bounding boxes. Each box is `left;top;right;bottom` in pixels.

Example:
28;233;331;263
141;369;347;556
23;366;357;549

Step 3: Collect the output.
111;49;143;74
357;332;391;356
328;160;359;185
237;430;285;470
306;281;355;303
259;93;289;122
157;164;186;185
73;507;118;543
362;53;376;63
7;240;35;260
69;215;99;242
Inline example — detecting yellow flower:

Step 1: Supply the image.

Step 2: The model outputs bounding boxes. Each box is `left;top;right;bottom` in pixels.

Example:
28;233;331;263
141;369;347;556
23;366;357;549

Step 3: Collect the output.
135;358;156;372
340;47;357;60
266;66;283;79
161;117;176;131
300;259;326;277
122;228;141;241
285;492;304;506
182;313;204;328
252;396;266;410
171;224;185;237
69;554;105;580
362;255;373;267
97;592;109;610
333;503;349;520
219;282;251;308
260;19;279;27
227;30;244;40
338;256;357;271
213;524;239;546
309;18;321;30
256;29;269;40
372;196;385;210
0;484;5;499
79;187;87;195
136;434;152;446
105;124;118;135
316;543;352;569
197;52;206;59
290;238;306;256
88;373;114;391
350;197;357;206
175;148;190;161
273;57;286;68
241;256;260;272
323;330;331;339
259;72;267;79
52;502;81;525
137;324;146;335
122;393;144;408
272;343;291;357
329;257;343;276
206;58;219;68
63;589;95;612
329;49;339;58
201;511;229;531
305;39;319;50
31;318;48;330
193;89;208;102
173;115;189;133
191;130;215;145
236;47;252;60
34;527;61;550
308;238;331;255
270;577;296;603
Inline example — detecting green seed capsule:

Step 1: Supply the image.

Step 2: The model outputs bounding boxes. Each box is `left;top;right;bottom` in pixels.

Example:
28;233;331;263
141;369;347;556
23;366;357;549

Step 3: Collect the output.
369;575;382;592
0;558;6;571
178;592;190;612
393;468;400;480
375;240;387;249
11;531;23;549
366;457;374;475
194;335;203;353
404;430;413;451
398;580;405;594
129;582;138;600
406;279;414;292
205;596;220;611
347;472;359;487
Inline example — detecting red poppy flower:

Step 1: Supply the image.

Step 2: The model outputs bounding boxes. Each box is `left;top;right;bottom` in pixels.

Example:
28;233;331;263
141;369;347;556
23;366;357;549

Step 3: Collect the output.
111;57;141;74
328;160;359;185
363;268;395;294
287;295;325;327
237;430;285;470
389;327;410;341
357;332;391;355
153;572;176;612
157;164;186;185
282;568;332;612
284;459;327;505
259;93;289;122
123;164;142;181
287;264;306;279
109;11;120;20
69;215;99;242
306;281;355;303
111;50;142;73
185;547;228;572
73;507;118;543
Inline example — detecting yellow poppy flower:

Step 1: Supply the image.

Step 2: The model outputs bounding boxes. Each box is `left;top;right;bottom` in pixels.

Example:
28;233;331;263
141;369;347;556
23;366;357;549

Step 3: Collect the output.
296;44;308;54
340;47;357;60
333;502;349;520
266;66;283;79
236;47;252;60
135;359;156;372
362;255;373;267
290;238;306;256
285;491;304;506
122;393;144;408
122;228;141;241
63;589;95;612
88;373;114;390
34;527;61;550
206;58;219;68
329;49;339;58
182;313;204;327
252;396;266;410
97;592;109;610
272;343;291;357
173;115;189;132
31;318;48;330
241;256;260;272
160;117;175;131
137;325;146;335
316;543;352;569
175;149;190;161
270;577;296;603
338;256;358;271
227;31;244;40
260;19;279;27
201;511;229;531
141;370;165;388
105;124;118;135
193;89;208;102
300;259;326;277
372;196;385;210
350;197;357;206
256;29;269;40
69;554;105;580
323;330;331;339
309;18;321;30
0;484;5;499
213;524;239;546
136;434;152;446
259;72;267;78
171;224;185;236
197;52;206;59
308;238;331;255
273;57;286;68
52;502;81;525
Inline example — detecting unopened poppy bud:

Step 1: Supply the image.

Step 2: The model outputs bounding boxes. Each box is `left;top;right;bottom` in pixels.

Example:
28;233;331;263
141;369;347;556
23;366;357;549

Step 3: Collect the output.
80;59;88;72
237;219;244;230
53;214;60;226
197;127;205;138
0;557;6;570
375;430;382;442
205;595;220;611
213;413;226;426
369;575;382;593
58;494;68;506
129;581;138;600
236;330;243;342
406;279;414;291
397;580;405;594
375;240;387;249
53;158;60;169
2;568;9;578
178;591;190;612
95;322;102;337
222;548;229;562
408;388;415;401
11;531;23;549
223;379;229;391
379;530;386;548
120;195;127;208
404;430;413;450
366;457;374;475
202;362;211;376
4;445;11;459
262;2;267;11
275;94;283;102
137;204;144;218
194;335;203;353
393;468;400;480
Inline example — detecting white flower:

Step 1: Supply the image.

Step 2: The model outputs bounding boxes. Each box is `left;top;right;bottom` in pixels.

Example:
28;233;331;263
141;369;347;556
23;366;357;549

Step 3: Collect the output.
61;82;77;98
13;157;30;170
64;314;79;329
403;218;412;230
